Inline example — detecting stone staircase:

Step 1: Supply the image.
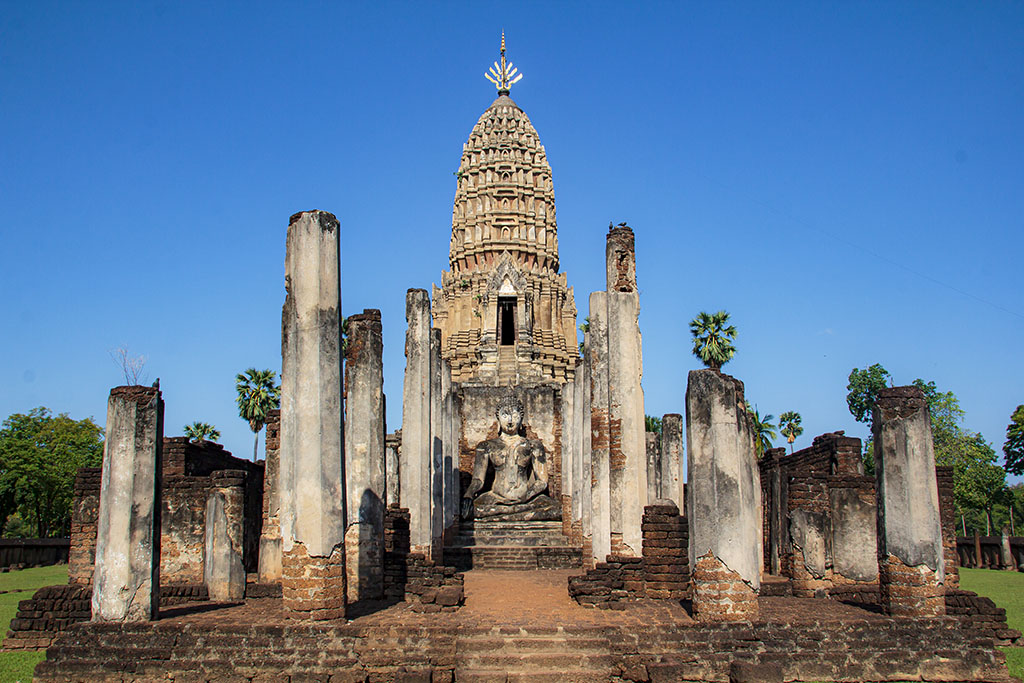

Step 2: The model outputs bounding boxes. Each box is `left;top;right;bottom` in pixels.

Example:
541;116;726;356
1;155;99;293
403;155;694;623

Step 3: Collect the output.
445;520;582;570
455;626;615;682
497;346;517;384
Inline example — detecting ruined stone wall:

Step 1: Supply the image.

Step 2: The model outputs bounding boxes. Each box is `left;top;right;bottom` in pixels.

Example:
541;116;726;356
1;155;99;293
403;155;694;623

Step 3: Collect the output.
382;506;464;611
68;467;101;586
759;433;879;600
568;503;689;608
936;465;960;588
70;440;262;589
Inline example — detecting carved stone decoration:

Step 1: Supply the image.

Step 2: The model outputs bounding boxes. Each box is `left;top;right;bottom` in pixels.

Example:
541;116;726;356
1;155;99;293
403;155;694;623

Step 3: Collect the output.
461;388;560;522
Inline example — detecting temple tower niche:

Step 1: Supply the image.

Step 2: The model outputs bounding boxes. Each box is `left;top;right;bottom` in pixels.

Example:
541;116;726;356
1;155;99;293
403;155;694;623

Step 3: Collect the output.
431;89;578;386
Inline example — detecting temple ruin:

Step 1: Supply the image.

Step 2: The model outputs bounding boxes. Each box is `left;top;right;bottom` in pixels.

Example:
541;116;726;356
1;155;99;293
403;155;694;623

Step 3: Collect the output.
14;36;1020;682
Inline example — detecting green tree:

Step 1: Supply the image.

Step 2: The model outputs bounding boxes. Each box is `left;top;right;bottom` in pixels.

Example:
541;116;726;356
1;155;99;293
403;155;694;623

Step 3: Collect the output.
578;316;590;355
778;411;803;454
747;404;776;458
689;310;737;370
845;364;891;424
183;422;220;443
0;408;104;537
1003;404;1024;476
645;415;662;435
235;368;281;460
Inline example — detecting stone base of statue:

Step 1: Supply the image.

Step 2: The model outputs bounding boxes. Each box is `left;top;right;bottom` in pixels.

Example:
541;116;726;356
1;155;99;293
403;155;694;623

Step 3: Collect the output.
467;492;561;522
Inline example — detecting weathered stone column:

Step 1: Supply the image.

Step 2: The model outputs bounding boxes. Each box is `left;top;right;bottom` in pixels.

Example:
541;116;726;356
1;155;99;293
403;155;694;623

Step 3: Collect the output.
560;380;576;536
401;289;432;555
279;210;346;620
429;328;444;562
258;409;282;583
605;225;646;556
874;386;945;617
442;360;457;534
205;470;246;602
646;432;660;503
92;385;163;622
578;352;592;544
385;431;401;507
344;309;386;602
686;369;760;621
661;413;683;507
588;292;612;563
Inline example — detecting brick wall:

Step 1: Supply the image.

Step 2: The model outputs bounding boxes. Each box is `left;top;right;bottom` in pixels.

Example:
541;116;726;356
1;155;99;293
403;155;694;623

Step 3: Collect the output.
68;467;101;586
569;503;689;608
383;505;464;611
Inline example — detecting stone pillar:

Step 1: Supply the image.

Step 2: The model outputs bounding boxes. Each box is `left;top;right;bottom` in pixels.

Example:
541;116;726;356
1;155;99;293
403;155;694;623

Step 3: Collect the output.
560;380;575;535
279;210;346;620
874;386;945;617
578;352;592;543
429;328;444;562
344;310;386;602
605;225;646;556
258;409;282;583
686;369;760;622
401;289;432;555
205;471;246;602
385;431;401;507
1001;529;1015;570
442;360;456;534
646;432;660;503
92;385;163;622
661;414;683;507
588;292;611;563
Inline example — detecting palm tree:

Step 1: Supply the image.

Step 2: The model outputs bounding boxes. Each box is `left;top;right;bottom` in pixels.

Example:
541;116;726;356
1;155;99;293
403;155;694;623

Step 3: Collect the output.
183;422;220;443
235;368;281;460
689;310;737;370
778;411;804;454
747;403;776;458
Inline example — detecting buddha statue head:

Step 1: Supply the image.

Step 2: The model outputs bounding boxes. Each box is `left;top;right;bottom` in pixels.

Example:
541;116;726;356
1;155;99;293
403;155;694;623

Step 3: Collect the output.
495;388;524;435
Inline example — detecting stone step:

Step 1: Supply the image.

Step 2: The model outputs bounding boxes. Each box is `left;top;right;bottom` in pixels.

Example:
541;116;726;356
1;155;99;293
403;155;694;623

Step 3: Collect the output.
450;521;573;548
760;574;793;597
457;652;615;669
457;636;609;654
444;546;582;571
458;668;613;683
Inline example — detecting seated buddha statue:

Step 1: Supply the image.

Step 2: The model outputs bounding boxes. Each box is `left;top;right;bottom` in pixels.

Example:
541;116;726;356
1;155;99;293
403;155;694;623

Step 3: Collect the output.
461;389;561;522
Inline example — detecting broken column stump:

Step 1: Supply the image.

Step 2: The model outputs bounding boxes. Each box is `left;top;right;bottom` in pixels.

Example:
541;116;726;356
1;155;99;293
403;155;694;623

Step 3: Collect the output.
204;470;246;602
874;386;945;617
92;385;163;622
279;210;346;620
344;309;386;602
686;369;760;621
661;413;684;509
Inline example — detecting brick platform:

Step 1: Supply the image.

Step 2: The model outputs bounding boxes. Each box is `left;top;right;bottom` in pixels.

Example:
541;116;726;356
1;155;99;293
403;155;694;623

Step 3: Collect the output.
34;570;1014;682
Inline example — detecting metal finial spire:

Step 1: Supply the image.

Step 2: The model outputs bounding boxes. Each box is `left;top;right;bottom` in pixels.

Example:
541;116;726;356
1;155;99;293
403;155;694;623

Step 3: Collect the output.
484;30;523;94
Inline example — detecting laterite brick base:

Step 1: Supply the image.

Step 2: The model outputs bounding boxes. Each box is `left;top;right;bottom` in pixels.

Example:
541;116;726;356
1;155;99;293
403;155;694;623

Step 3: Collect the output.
692;553;759;622
879;553;945;618
281;542;346;620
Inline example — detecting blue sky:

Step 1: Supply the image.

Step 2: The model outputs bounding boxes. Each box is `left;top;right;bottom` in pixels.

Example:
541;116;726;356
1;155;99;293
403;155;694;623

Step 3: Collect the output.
2;2;1021;481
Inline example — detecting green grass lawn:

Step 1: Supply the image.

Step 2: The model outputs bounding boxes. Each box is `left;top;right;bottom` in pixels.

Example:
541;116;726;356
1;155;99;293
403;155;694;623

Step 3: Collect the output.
0;564;68;683
960;567;1024;681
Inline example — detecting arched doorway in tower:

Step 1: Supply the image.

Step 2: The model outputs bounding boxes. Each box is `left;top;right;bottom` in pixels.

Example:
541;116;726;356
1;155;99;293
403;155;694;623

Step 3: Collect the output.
498;296;516;346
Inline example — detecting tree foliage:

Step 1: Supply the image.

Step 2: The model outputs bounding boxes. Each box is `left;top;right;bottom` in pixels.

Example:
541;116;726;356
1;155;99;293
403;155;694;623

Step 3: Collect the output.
746;403;776;459
0;408;104;537
845;364;891;423
778;411;803;453
1003;404;1024;476
689;310;737;370
183;422;220;443
235;368;281;460
644;415;662;435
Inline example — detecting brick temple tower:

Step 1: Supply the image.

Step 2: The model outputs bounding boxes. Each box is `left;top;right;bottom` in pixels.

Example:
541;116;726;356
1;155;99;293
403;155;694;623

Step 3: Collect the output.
431;37;579;386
